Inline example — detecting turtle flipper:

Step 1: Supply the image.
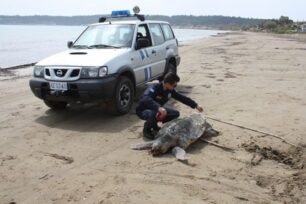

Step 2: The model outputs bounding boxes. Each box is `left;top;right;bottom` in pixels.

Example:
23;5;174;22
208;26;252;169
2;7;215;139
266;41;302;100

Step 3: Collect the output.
130;141;154;150
172;146;189;161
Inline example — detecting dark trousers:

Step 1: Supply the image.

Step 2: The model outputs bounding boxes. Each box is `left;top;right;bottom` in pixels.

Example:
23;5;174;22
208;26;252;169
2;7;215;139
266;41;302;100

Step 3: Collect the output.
136;107;180;130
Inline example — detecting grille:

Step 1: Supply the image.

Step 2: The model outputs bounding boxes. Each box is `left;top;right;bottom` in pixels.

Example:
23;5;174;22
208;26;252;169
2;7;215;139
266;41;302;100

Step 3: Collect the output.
44;67;81;81
45;69;50;76
54;69;68;77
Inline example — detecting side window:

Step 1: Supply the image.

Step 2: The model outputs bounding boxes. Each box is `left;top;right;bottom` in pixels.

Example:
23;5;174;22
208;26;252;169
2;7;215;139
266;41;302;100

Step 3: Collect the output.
149;23;165;46
136;24;152;47
161;24;175;41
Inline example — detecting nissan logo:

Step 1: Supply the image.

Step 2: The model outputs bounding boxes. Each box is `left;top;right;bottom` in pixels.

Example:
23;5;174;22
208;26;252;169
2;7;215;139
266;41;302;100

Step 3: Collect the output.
56;69;63;77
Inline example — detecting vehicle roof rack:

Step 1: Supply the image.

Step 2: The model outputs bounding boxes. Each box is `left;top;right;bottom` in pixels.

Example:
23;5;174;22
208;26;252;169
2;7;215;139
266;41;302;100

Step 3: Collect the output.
99;10;145;23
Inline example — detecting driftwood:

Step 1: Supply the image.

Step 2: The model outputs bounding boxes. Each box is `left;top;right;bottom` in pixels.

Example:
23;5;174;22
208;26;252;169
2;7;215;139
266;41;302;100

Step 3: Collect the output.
43;152;74;164
206;116;299;148
5;62;36;70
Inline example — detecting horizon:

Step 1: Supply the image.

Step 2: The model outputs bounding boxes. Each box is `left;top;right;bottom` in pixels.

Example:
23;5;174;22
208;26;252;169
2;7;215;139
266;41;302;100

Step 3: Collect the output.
0;14;272;21
1;0;305;21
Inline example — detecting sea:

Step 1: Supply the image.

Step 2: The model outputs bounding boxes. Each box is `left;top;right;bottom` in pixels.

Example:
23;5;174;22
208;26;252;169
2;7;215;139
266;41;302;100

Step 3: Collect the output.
0;25;226;68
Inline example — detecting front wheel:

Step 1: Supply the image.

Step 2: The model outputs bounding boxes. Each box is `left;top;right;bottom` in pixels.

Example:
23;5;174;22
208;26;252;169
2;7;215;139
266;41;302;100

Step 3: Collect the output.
110;76;135;115
44;100;67;110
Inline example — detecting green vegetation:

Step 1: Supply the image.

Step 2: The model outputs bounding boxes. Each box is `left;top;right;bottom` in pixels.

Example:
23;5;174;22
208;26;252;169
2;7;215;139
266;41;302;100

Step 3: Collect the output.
258;16;298;34
146;15;263;30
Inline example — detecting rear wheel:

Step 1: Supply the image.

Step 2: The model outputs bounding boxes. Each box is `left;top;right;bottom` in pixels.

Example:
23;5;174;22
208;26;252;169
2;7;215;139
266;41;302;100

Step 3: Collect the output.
110;76;134;115
158;63;177;82
44;100;67;110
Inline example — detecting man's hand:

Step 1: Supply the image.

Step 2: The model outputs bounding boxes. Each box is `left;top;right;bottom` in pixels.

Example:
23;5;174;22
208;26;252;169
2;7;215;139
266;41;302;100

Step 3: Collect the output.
158;107;167;117
196;105;204;113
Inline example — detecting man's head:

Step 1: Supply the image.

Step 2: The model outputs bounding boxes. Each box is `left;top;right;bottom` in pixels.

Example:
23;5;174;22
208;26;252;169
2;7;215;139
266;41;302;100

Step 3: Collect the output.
163;72;180;91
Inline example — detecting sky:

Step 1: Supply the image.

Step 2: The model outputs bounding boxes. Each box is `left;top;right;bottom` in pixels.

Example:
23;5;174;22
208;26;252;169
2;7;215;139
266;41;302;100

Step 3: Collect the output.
1;0;305;21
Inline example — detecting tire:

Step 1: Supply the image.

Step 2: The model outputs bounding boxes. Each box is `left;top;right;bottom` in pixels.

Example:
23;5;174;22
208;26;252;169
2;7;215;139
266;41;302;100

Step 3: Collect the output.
167;63;177;74
110;76;135;115
44;100;67;110
158;63;177;82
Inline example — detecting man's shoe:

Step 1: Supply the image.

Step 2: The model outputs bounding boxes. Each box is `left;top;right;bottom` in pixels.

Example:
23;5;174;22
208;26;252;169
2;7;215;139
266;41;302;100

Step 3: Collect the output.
143;128;155;140
153;125;161;131
152;126;161;137
152;129;159;137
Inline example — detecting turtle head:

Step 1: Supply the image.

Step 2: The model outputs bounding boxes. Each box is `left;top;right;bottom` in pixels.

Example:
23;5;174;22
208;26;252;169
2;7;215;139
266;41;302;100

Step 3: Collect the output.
203;122;220;137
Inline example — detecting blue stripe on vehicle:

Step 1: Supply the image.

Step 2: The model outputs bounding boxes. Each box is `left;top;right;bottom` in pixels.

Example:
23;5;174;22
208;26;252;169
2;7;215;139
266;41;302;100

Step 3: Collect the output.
149;67;152;78
139;50;145;60
144;68;148;80
144;49;149;58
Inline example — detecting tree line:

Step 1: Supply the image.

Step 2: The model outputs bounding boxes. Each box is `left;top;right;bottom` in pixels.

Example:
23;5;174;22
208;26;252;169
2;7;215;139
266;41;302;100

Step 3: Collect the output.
0;14;263;30
1;15;302;33
257;16;300;34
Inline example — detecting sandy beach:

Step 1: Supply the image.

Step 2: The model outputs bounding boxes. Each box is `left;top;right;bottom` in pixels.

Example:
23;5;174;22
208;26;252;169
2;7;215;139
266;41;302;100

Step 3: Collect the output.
0;32;305;204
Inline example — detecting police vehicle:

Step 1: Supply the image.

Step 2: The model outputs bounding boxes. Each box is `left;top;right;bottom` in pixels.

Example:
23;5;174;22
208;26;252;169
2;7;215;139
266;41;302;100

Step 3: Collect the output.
29;7;180;114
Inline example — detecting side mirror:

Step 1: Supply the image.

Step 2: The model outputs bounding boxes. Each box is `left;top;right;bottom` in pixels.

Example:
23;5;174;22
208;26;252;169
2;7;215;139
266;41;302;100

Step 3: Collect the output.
67;41;73;48
136;38;149;50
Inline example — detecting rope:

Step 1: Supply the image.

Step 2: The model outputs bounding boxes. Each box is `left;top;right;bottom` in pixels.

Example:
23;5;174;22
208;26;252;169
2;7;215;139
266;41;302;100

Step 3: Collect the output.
206;116;299;148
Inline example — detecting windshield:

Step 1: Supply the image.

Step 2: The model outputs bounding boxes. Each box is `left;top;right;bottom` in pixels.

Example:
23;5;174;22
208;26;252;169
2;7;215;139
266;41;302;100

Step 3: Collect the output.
73;24;135;49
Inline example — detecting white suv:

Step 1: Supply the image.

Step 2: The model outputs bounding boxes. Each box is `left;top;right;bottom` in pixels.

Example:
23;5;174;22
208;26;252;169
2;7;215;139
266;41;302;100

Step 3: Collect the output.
29;10;180;114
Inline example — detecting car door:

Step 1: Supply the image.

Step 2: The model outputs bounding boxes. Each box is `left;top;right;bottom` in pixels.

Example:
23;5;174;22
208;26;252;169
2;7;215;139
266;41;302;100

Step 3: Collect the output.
131;23;154;85
147;23;167;77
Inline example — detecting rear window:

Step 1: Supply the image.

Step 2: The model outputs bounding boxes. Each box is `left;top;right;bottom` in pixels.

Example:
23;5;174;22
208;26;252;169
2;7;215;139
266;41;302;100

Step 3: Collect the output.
149;23;165;46
161;24;175;40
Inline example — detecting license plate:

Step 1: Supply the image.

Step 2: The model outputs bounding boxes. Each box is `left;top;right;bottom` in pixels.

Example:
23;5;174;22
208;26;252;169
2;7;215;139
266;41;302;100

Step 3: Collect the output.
50;82;68;91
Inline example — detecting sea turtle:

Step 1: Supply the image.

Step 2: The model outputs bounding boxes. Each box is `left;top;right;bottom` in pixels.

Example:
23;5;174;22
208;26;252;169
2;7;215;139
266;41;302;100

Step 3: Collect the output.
130;113;219;160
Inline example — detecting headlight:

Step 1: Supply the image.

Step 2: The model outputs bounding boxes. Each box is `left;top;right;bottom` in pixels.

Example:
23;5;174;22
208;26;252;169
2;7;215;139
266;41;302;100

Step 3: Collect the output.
33;66;44;77
99;67;108;77
81;66;108;78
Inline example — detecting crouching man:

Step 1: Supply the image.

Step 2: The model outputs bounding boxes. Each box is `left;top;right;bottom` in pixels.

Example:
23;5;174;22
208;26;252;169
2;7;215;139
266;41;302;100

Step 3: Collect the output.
136;72;204;139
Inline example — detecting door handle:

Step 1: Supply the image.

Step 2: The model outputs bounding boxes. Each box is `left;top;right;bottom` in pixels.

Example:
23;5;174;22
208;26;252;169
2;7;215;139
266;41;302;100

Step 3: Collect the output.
152;50;156;54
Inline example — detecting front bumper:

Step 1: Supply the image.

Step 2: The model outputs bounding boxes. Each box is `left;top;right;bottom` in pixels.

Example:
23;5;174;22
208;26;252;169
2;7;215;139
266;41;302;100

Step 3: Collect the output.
29;75;117;102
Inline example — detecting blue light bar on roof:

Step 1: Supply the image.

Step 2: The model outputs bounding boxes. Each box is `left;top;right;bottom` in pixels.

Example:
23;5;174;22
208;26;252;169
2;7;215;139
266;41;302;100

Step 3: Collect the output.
111;10;131;17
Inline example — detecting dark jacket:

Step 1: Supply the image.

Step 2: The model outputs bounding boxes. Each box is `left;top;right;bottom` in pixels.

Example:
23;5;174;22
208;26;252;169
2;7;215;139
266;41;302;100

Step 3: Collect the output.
136;83;198;113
